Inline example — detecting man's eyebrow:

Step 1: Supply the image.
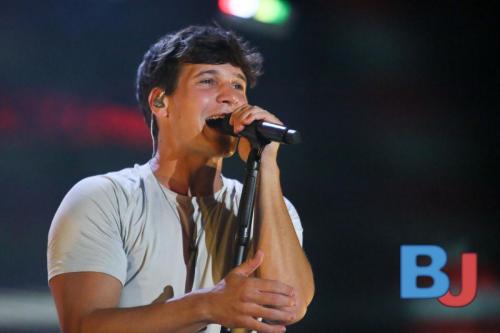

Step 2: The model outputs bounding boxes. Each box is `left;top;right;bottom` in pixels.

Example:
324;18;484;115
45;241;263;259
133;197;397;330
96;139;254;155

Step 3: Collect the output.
235;72;247;83
193;69;247;83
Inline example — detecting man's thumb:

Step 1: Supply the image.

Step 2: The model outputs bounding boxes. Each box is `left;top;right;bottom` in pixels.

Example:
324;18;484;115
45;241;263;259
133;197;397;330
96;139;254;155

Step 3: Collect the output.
232;250;264;277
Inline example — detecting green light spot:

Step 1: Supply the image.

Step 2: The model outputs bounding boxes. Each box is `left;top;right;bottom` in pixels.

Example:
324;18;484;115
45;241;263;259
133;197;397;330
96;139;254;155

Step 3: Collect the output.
254;0;291;25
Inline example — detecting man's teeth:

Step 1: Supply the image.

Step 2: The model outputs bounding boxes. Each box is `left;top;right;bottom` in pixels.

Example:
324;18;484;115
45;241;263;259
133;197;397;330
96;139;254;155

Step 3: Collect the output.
207;114;227;120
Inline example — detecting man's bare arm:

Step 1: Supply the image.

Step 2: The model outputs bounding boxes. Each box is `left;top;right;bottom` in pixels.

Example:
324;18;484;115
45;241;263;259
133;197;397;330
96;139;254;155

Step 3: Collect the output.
50;272;207;333
231;106;315;323
50;252;295;333
255;156;315;323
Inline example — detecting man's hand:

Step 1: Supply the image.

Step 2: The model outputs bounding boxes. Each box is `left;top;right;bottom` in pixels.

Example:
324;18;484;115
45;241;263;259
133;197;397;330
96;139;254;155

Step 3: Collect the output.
230;105;282;164
206;250;297;333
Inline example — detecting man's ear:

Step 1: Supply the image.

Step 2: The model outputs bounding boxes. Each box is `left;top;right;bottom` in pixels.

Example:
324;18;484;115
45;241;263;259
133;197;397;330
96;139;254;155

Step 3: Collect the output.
148;87;169;117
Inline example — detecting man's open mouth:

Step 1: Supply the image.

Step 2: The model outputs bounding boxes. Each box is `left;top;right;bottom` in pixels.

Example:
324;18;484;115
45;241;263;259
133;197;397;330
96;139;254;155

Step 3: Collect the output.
206;113;229;121
205;114;234;136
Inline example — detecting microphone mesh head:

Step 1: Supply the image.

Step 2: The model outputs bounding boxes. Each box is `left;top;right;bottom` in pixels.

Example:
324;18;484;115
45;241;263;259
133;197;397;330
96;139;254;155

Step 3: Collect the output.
284;129;302;144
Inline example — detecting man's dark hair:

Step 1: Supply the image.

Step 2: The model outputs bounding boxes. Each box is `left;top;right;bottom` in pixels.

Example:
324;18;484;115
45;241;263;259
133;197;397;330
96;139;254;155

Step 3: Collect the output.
136;25;264;145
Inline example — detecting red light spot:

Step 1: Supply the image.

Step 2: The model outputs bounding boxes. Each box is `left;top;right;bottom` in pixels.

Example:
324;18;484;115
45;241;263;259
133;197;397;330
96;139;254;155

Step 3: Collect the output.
2;90;150;148
0;107;18;131
218;0;233;15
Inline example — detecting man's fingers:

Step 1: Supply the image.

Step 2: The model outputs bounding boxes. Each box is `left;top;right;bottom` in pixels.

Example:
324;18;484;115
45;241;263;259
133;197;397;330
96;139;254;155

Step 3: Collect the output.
231;250;264;277
245;303;295;324
230;105;282;133
243;290;296;308
250;278;295;297
229;104;251;126
241;109;280;125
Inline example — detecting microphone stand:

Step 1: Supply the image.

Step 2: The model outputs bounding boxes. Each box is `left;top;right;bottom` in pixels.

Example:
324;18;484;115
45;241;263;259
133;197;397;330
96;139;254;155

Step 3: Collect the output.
220;137;269;333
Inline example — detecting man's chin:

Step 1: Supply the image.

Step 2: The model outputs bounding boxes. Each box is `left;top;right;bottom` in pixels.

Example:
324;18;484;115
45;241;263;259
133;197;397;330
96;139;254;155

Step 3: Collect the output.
200;126;238;157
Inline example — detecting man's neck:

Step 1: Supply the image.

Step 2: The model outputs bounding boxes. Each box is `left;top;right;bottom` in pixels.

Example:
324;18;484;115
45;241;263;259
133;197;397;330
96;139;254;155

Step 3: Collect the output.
149;150;223;197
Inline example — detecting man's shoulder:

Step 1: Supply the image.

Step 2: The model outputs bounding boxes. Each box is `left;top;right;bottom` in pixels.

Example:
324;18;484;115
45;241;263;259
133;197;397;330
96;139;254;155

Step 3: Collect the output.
68;163;151;203
101;162;151;189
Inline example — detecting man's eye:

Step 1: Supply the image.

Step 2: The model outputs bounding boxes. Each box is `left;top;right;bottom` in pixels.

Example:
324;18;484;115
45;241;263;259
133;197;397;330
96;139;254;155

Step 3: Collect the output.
233;83;244;90
200;79;214;84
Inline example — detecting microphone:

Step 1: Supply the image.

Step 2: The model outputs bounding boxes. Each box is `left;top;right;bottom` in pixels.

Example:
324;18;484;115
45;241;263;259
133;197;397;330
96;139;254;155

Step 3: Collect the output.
205;114;301;145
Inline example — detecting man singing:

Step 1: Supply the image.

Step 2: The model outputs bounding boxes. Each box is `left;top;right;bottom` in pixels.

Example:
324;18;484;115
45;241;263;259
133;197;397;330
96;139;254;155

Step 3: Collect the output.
48;25;314;333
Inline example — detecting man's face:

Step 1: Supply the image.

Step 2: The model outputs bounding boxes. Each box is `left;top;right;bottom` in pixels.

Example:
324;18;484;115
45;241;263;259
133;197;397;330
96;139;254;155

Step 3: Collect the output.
164;63;248;158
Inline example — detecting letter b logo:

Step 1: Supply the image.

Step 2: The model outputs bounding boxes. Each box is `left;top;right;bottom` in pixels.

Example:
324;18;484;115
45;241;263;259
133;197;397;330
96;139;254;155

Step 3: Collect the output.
400;245;477;307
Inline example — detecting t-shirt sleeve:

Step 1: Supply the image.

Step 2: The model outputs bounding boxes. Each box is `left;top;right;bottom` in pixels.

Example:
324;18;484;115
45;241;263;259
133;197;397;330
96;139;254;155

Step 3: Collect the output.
47;176;127;285
284;198;304;246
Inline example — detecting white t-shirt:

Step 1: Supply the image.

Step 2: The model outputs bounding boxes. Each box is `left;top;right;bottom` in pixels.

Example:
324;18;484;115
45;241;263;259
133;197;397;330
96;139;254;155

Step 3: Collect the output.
47;162;303;333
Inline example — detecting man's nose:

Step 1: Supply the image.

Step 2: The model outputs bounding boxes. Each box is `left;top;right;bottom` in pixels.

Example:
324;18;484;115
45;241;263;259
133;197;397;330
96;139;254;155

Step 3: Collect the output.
216;85;243;109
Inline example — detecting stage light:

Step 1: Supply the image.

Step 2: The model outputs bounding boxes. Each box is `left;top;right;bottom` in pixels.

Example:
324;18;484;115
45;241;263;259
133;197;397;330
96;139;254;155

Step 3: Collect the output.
254;0;290;25
218;0;291;25
218;0;259;19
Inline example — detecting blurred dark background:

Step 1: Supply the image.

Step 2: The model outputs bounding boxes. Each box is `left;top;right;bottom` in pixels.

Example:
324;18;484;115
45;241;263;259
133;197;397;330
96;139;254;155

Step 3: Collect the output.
0;1;498;332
